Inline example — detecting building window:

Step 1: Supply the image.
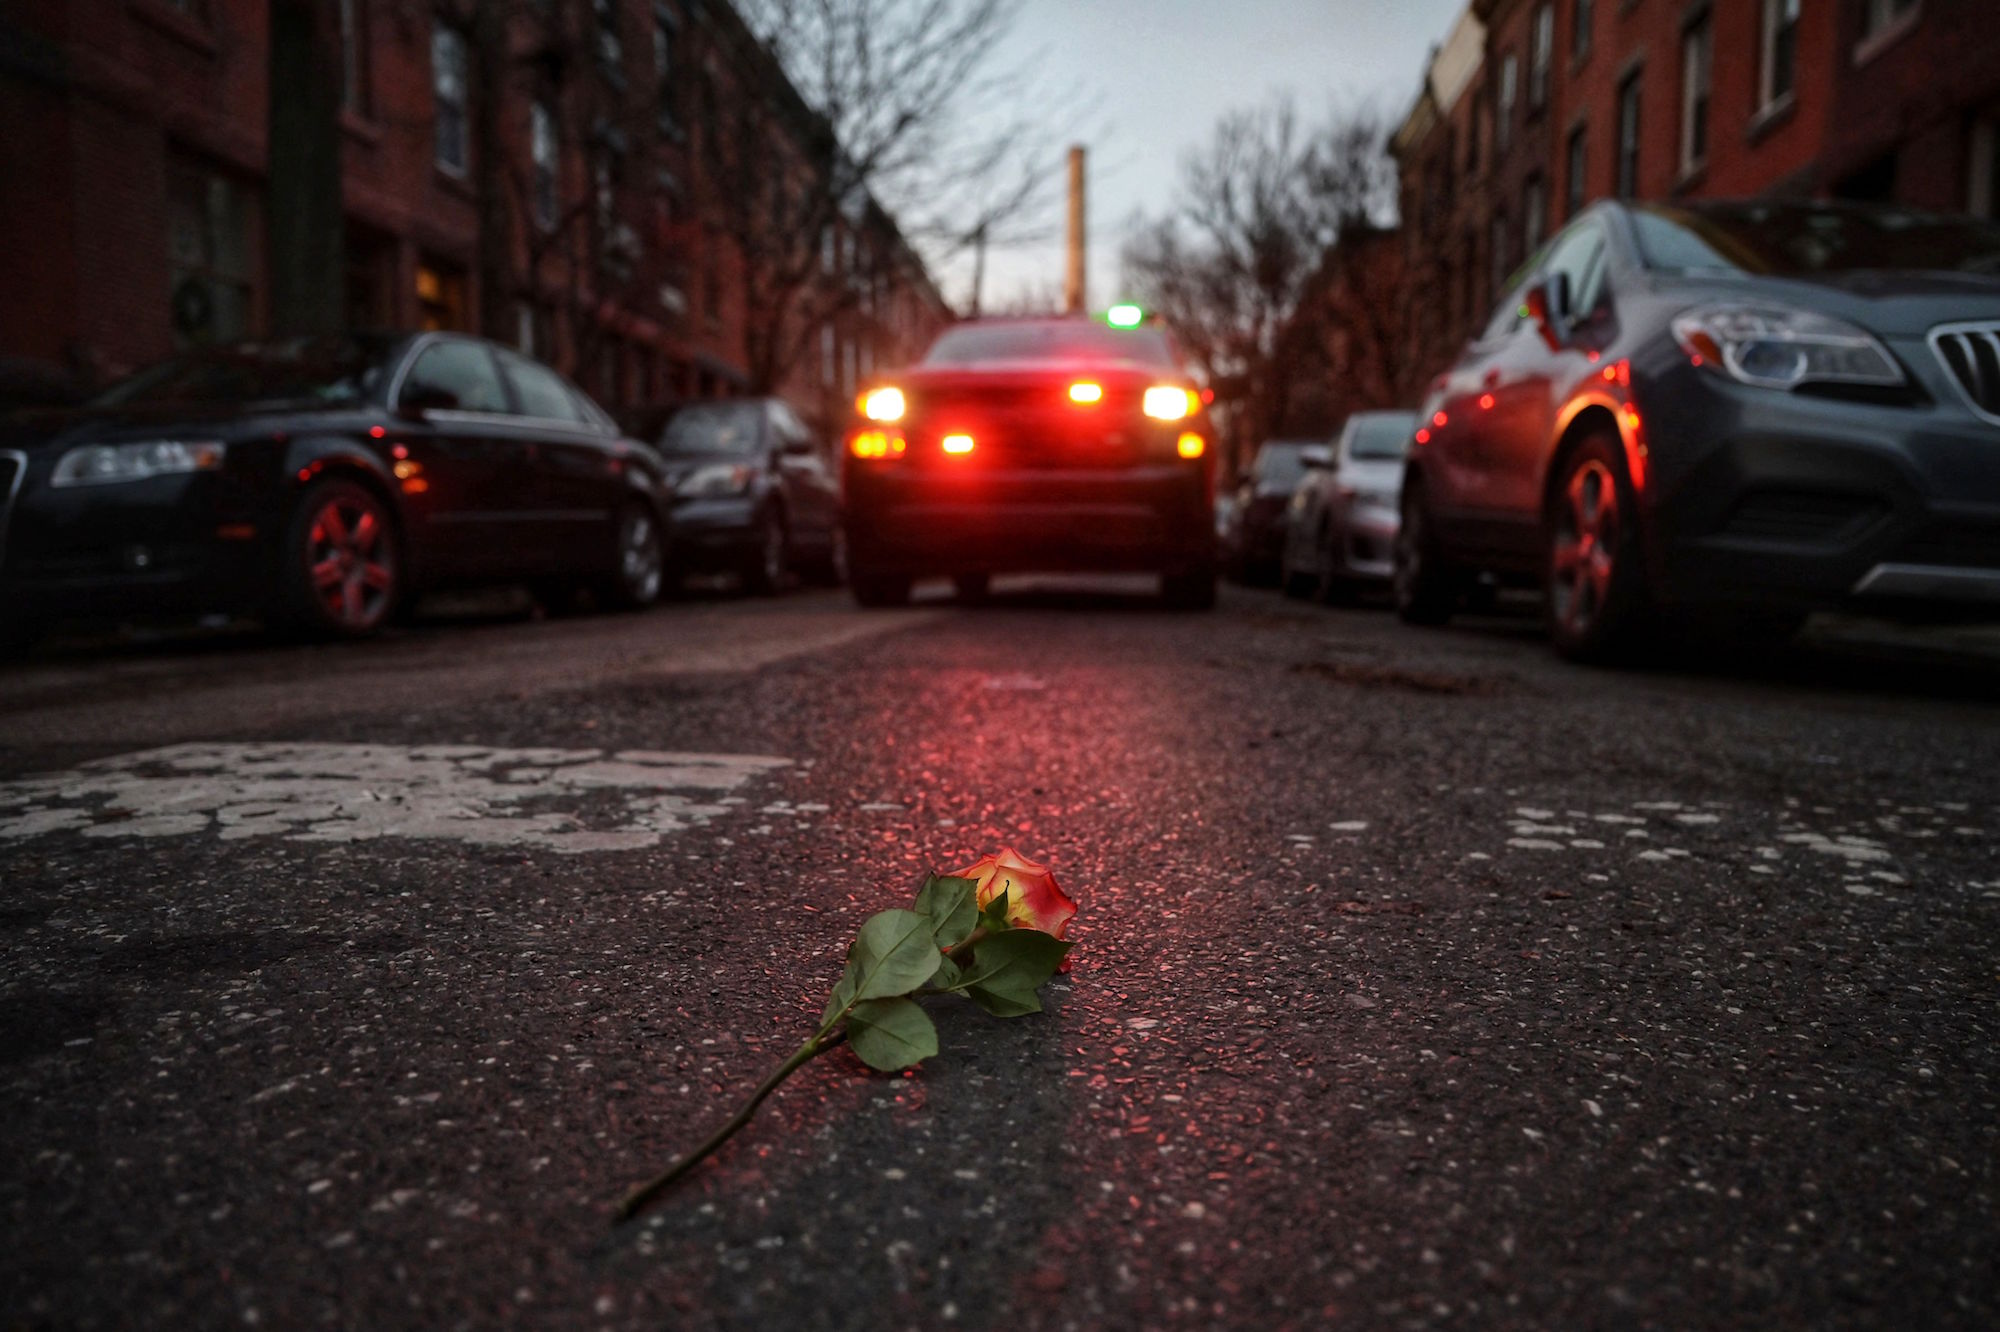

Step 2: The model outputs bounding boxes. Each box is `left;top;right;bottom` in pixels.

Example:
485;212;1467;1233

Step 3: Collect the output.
1524;175;1548;255
1498;52;1518;151
531;102;558;228
1680;14;1712;177
1860;0;1920;41
1616;70;1641;198
1970;116;1999;219
338;0;368;114
594;0;623;80
414;260;467;332
167;162;253;349
516;302;536;356
653;12;674;126
1529;4;1554;111
1571;0;1592;64
821;324;836;388
842;338;857;396
1759;0;1799;112
432;24;468;175
1565;123;1588;218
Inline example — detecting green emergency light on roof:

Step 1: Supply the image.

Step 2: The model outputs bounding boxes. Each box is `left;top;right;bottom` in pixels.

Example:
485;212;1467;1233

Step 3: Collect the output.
1106;304;1145;328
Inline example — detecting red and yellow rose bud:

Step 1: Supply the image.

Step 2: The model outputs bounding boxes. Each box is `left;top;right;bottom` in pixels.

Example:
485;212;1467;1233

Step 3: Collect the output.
953;847;1077;940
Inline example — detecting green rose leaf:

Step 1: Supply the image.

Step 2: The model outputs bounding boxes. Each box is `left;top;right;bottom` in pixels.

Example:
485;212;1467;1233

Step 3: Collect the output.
914;874;980;950
849;909;944;1002
846;997;939;1072
960;929;1070;1019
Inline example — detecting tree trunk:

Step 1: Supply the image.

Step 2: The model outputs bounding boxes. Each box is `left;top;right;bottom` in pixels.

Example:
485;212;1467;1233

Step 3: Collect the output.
266;0;345;336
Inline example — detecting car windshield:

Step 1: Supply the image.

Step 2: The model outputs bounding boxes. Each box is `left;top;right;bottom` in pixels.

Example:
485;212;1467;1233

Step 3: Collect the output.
1348;415;1416;461
92;335;396;408
1253;443;1314;488
660;401;765;454
922;321;1179;368
1632;203;2000;277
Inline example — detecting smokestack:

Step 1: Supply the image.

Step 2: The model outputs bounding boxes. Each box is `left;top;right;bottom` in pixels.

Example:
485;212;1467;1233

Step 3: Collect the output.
1065;145;1087;315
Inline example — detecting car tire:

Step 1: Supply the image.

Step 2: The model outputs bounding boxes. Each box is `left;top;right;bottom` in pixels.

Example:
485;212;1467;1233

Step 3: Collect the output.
741;506;788;597
953;573;991;604
802;526;849;588
598;503;666;611
1545;433;1651;662
279;477;401;640
1161;565;1218;611
850;571;912;608
1393;478;1459;626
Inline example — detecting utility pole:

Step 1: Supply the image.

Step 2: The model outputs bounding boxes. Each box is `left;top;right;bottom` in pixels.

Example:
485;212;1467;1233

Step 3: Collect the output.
1064;145;1086;315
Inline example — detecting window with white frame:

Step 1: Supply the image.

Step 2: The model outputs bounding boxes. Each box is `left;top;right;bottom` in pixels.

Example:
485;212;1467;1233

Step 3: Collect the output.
1861;0;1920;41
1498;52;1518;151
531;102;558;228
432;25;468;174
1759;0;1799;112
1529;4;1554;110
1680;13;1711;176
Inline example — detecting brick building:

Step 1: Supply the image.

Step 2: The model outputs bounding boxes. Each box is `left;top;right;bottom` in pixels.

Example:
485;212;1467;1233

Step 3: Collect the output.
1392;0;2000;395
0;0;951;426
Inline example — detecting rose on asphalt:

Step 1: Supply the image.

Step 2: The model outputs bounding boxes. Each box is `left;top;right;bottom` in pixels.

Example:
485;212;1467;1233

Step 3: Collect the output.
955;847;1077;939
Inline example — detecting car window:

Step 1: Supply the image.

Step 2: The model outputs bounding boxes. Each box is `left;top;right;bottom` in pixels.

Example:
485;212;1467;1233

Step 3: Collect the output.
1346;414;1417;461
93;334;396;408
660;401;767;454
1631;203;2000;276
922;321;1179;368
1478;284;1529;343
1252;444;1312;489
401;340;508;413
498;350;587;424
1541;222;1608;318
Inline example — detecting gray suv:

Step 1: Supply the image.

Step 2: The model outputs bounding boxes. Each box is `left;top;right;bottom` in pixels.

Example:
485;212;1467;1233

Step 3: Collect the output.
1397;200;2000;660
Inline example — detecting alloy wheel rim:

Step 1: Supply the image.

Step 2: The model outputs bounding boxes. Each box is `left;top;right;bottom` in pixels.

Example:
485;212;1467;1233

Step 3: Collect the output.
1550;460;1618;638
622;512;662;602
307;496;394;629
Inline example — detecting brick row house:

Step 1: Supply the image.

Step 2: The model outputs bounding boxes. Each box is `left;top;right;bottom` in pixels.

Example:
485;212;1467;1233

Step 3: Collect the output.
1392;0;2000;396
0;0;952;434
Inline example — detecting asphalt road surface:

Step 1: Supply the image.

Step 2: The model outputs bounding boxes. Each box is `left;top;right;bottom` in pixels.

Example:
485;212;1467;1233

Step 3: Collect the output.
2;583;1996;1331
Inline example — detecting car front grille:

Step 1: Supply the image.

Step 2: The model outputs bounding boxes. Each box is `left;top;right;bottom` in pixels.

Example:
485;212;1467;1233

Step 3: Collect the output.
0;450;25;571
1929;323;2000;424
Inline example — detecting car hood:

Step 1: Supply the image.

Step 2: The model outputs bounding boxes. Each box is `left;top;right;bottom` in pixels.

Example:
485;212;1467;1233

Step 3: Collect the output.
0;401;356;454
1661;270;2000;338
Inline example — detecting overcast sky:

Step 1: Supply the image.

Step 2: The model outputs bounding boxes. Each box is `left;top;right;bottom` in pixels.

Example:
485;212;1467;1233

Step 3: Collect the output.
935;0;1468;313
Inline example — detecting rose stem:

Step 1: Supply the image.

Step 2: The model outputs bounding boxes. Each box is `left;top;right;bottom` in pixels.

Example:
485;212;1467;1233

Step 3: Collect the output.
617;1030;847;1221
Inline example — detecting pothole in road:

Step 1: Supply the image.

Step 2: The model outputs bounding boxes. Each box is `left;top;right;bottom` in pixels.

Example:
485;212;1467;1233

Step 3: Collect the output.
0;743;792;854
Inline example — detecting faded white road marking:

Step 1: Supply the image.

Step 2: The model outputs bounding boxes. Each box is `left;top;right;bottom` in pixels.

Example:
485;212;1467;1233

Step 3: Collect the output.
0;743;790;854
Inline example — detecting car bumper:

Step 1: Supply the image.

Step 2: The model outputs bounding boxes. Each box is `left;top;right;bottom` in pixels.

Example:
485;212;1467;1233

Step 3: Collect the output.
845;464;1213;576
1;471;275;622
1636;358;2000;615
666;496;760;572
1328;502;1399;581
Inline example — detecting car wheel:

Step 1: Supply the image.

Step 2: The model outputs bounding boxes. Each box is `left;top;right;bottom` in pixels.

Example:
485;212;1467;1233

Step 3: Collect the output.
803;526;849;588
953;573;991;604
1393;478;1458;626
850;571;912;608
1546;434;1650;662
599;504;665;611
1161;565;1218;611
741;507;788;596
281;478;400;640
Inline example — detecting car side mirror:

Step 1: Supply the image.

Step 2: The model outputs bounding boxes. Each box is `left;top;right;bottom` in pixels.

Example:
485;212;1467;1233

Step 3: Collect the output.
397;383;460;418
1301;452;1334;470
782;434;816;456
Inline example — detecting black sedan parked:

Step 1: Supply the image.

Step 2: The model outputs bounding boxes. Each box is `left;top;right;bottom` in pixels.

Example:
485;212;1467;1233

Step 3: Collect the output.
0;332;670;648
655;398;844;593
1397;199;2000;660
1221;439;1320;585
